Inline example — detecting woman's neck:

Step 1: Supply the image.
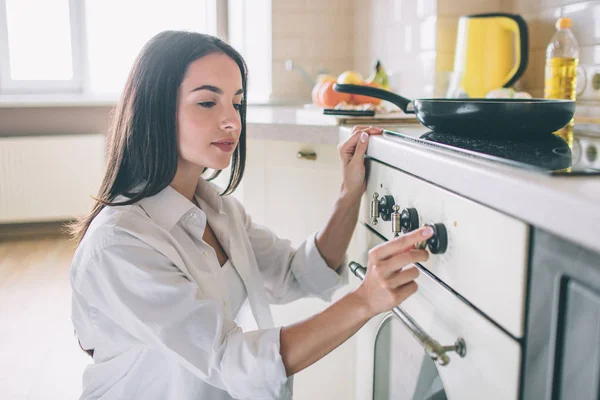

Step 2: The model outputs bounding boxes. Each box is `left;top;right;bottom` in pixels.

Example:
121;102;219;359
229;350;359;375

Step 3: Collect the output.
170;162;204;202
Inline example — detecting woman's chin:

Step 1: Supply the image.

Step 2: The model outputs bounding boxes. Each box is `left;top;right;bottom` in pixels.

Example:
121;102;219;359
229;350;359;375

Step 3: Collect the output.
206;158;231;171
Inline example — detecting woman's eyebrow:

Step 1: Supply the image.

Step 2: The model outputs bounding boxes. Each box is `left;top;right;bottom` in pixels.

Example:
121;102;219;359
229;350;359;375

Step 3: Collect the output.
190;85;243;95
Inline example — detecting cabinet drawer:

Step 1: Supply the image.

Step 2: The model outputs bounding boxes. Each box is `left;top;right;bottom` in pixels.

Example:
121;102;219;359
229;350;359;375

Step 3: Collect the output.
364;159;529;337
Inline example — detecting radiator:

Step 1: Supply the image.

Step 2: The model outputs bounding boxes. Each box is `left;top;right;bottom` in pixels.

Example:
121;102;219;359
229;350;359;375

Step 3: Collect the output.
0;134;105;223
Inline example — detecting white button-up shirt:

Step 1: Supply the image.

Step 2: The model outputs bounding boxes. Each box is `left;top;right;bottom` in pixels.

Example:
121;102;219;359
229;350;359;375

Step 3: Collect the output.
70;178;343;400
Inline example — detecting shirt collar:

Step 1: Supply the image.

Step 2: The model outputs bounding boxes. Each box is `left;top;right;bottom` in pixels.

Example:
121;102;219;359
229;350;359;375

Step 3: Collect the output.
194;176;224;214
136;178;224;232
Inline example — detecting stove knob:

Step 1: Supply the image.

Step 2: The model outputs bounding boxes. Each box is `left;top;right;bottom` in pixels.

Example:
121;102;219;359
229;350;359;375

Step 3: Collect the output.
426;223;448;254
415;224;429;250
400;208;419;233
379;195;395;222
370;193;380;225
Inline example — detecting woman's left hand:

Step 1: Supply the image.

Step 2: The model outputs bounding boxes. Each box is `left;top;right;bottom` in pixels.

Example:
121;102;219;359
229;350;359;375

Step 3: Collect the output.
338;126;383;198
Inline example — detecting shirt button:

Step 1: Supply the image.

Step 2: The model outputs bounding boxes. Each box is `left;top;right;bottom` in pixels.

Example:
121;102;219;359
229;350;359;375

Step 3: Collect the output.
202;251;208;257
189;212;198;219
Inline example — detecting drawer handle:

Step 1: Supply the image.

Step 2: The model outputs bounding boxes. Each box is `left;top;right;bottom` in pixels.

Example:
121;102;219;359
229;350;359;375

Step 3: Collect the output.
349;261;467;366
297;150;317;161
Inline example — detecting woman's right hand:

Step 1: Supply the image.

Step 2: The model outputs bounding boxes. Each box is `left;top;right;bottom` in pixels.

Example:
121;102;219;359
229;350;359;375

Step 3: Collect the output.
355;225;434;317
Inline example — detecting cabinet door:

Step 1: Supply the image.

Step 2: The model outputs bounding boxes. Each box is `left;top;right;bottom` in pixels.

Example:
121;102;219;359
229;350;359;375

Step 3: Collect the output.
523;229;600;400
263;140;352;400
260;139;342;245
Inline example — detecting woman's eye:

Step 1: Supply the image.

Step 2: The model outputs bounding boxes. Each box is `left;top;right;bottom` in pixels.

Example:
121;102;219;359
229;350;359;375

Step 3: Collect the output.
197;102;216;108
233;104;242;111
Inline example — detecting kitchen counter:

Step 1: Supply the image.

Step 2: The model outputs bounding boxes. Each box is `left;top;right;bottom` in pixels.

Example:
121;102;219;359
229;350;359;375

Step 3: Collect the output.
245;106;340;144
338;125;600;254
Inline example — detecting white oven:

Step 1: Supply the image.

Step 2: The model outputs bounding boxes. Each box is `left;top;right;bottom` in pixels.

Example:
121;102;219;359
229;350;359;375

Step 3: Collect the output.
347;157;528;400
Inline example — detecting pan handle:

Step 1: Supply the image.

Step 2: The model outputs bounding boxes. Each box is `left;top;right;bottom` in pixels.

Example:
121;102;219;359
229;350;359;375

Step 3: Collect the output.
333;83;415;114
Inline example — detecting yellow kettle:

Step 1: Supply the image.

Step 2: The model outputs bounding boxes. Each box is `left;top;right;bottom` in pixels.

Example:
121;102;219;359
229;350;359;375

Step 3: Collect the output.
452;13;528;98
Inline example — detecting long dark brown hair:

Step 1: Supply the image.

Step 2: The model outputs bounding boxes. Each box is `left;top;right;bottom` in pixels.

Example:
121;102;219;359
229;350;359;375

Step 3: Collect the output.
68;31;247;243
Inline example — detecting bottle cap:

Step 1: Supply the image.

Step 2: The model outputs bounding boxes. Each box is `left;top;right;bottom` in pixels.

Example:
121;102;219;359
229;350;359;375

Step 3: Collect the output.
556;17;572;29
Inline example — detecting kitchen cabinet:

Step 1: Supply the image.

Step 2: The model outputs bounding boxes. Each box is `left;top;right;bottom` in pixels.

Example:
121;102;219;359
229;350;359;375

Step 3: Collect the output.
523;229;600;400
216;138;355;400
214;138;343;239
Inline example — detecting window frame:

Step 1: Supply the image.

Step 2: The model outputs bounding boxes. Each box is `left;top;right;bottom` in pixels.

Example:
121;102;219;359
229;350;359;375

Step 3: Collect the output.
0;0;228;96
0;0;86;93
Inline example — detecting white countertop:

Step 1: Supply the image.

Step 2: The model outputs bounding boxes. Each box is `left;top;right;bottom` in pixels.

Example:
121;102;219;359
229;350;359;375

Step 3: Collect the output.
338;125;600;254
244;106;413;144
245;106;340;144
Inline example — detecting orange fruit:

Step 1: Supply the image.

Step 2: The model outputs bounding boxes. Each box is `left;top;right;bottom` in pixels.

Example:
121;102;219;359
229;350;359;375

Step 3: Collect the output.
311;75;337;107
351;81;382;105
312;81;325;107
318;81;352;108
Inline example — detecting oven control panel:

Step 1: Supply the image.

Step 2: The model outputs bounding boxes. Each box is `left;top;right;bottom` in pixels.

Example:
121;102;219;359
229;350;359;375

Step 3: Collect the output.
362;158;530;338
370;193;448;254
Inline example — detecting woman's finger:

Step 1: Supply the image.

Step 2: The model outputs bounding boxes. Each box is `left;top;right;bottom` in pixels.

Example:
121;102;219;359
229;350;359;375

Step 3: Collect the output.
387;266;420;289
348;130;370;164
369;226;434;262
372;249;429;279
392;281;419;304
351;125;372;135
338;126;383;155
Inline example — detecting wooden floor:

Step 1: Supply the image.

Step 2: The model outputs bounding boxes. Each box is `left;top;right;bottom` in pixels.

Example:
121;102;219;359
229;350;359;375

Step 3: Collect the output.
0;235;91;400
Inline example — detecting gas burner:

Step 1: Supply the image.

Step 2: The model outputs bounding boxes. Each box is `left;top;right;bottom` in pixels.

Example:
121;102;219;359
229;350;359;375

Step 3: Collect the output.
418;131;573;171
385;125;600;176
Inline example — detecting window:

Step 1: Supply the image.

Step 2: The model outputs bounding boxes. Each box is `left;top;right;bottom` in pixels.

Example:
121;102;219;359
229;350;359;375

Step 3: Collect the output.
85;0;217;94
0;0;84;93
227;0;271;103
0;0;220;96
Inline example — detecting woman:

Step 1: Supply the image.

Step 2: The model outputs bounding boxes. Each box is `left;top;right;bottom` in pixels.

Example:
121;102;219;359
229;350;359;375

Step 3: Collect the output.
69;31;433;400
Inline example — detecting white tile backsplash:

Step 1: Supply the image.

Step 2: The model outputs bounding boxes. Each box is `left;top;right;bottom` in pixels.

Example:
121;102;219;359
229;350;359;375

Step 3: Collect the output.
270;0;355;102
270;0;600;104
438;0;505;16
417;0;438;18
436;16;459;53
420;16;438;51
272;0;308;12
511;0;600;101
511;0;541;13
562;1;600;46
352;0;438;98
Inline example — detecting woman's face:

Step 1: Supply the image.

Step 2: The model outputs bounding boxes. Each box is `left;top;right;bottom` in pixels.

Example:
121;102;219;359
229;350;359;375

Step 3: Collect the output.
176;52;243;173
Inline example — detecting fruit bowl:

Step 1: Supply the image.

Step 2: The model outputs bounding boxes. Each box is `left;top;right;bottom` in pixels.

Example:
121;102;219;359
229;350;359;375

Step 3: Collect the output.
311;60;391;109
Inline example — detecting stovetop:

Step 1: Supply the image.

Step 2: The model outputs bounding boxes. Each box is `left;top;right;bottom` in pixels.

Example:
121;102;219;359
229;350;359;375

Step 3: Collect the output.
385;123;600;176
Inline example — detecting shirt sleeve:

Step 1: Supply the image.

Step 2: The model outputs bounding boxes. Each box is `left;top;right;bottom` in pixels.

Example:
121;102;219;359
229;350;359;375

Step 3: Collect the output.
71;242;291;400
231;197;344;305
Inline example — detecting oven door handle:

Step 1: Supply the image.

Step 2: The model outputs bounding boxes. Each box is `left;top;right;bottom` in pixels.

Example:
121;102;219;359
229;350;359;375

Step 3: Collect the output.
349;261;467;366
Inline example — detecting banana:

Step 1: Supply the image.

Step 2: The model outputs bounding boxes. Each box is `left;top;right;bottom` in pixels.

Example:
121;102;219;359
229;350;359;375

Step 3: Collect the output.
366;60;390;90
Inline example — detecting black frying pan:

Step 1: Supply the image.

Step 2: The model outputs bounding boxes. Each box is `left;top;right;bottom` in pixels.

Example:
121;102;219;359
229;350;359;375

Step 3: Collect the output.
334;84;575;138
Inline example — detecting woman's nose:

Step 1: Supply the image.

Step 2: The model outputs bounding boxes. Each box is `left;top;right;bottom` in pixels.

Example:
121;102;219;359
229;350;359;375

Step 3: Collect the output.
220;105;241;131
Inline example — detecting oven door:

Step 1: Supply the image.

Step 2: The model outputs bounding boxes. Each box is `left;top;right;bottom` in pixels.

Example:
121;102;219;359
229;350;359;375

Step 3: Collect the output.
352;224;522;400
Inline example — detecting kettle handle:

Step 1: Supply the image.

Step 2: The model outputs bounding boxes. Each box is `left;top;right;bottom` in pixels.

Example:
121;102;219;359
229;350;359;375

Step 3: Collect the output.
501;14;529;88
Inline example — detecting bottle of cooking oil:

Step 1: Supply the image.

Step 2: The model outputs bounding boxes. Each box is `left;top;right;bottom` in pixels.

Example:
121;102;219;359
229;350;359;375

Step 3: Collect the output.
545;17;578;148
544;17;579;100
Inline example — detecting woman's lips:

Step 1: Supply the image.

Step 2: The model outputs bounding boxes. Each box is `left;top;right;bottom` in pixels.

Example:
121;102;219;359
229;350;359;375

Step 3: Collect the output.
211;142;236;152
